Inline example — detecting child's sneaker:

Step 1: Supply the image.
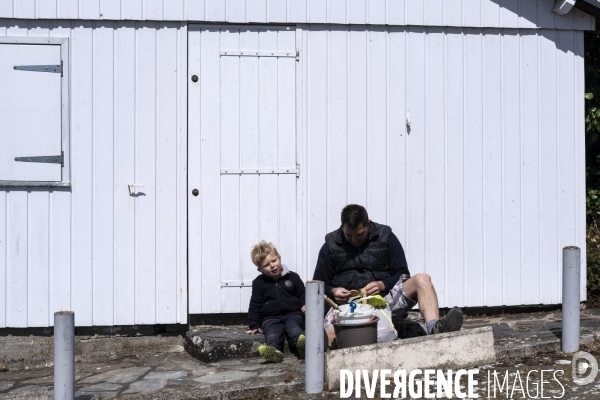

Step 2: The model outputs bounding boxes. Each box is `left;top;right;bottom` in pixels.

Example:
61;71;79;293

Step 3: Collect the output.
259;345;284;363
296;334;306;359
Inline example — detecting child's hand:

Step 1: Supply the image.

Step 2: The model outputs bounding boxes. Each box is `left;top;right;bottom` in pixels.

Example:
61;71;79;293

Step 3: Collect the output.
246;328;262;335
301;305;306;313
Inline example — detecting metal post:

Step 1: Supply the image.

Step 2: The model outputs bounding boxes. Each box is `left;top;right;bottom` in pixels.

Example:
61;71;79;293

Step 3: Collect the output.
54;311;75;400
306;280;325;394
562;246;581;353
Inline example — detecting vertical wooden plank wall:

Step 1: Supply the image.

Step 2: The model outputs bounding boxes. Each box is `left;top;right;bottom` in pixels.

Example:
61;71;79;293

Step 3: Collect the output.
0;0;595;31
302;26;586;308
0;20;188;327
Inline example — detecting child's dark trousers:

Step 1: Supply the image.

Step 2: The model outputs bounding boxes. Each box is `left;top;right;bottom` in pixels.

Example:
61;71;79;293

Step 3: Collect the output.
261;313;304;353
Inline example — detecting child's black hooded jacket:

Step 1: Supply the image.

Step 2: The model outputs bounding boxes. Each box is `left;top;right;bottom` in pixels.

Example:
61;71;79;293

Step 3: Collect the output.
248;265;305;329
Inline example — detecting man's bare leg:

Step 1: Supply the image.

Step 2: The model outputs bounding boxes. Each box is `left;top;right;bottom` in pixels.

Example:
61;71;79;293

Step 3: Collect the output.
401;273;440;323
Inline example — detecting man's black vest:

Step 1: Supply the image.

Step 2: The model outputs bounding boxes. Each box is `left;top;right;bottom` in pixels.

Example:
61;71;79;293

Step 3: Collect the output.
325;222;392;290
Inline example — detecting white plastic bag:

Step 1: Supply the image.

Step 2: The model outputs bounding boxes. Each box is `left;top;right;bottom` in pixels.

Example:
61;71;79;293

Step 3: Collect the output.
374;305;397;342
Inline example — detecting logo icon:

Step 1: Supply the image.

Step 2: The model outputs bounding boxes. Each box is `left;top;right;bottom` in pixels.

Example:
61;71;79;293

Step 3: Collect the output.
284;280;292;288
572;351;599;385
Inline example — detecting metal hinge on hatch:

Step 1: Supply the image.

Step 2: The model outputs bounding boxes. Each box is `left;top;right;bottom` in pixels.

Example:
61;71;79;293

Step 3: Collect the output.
15;151;64;167
14;61;63;76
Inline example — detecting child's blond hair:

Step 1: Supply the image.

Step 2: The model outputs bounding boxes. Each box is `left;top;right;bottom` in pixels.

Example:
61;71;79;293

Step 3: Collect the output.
250;241;281;270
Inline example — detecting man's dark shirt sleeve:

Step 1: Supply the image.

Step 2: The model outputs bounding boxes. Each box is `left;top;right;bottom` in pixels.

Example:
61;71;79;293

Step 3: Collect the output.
383;232;410;290
312;231;411;295
313;244;336;299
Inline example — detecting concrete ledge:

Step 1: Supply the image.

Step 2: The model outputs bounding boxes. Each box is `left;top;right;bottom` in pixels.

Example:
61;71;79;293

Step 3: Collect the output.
128;380;305;400
495;332;596;360
326;327;496;389
0;335;184;371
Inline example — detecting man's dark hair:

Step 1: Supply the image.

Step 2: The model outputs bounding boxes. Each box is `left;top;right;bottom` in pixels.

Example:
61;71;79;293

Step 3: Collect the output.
341;204;369;229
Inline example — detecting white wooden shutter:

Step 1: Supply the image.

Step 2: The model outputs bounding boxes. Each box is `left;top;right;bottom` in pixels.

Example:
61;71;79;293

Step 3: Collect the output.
0;38;69;185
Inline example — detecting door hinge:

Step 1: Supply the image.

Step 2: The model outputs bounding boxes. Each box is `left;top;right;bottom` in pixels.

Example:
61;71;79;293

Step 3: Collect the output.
15;151;64;167
14;61;63;76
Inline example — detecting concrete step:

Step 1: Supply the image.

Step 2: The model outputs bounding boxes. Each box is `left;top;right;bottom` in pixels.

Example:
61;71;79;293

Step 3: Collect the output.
185;325;302;363
185;325;269;363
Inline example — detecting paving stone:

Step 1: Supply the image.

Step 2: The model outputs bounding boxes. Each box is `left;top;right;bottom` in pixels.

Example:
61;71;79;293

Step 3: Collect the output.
170;358;206;371
9;385;50;393
74;373;93;382
258;369;286;378
209;359;245;367
143;370;187;380
219;364;263;371
22;375;52;385
74;391;117;399
218;357;269;371
75;382;122;395
122;378;167;394
1;388;49;400
0;381;15;392
191;368;218;376
192;370;256;384
168;379;186;387
78;367;150;384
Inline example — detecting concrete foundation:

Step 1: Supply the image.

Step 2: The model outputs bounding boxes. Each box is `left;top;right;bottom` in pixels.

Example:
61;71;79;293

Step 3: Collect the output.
325;327;496;389
0;335;184;371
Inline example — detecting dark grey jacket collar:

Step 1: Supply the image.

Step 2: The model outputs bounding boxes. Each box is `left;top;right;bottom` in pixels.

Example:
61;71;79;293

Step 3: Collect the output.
333;221;380;245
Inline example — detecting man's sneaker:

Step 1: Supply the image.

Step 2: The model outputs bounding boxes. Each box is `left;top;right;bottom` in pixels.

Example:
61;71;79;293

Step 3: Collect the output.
258;345;284;363
296;334;306;359
432;307;463;334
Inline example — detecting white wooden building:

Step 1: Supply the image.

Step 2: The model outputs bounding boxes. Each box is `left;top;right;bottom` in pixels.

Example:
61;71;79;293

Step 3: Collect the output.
0;0;596;328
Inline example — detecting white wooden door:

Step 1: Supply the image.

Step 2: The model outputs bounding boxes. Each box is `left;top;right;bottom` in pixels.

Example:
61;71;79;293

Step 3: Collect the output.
0;43;62;182
188;25;299;314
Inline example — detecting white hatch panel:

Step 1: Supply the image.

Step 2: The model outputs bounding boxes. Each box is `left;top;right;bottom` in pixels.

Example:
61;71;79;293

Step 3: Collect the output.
0;44;62;182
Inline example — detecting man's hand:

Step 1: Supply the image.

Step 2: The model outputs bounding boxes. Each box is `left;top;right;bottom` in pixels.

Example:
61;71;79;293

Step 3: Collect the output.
363;281;385;296
246;328;262;335
332;287;351;304
301;305;306;313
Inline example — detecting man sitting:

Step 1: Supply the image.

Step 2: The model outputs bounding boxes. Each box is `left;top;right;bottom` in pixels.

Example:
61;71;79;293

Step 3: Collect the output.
313;204;463;346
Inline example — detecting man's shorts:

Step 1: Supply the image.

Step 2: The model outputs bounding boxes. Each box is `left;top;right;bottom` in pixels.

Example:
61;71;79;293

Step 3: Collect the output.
386;277;418;322
323;278;417;329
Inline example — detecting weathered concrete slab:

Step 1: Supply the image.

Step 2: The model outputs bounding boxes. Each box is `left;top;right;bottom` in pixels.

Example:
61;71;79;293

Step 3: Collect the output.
75;382;122;398
185;326;266;363
0;389;48;400
123;378;168;394
144;370;188;380
78;366;151;384
0;335;184;371
326;327;496;389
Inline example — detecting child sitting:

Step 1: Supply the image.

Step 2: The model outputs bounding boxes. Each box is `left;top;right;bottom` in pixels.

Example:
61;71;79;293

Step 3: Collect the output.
246;241;306;363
